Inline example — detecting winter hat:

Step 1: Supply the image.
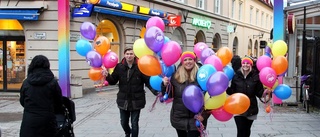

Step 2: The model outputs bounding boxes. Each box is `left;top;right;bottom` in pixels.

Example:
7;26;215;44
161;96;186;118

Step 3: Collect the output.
180;51;196;62
241;57;253;65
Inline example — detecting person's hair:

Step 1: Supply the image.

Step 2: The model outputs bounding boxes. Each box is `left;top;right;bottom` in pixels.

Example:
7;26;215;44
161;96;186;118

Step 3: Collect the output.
27;55;50;74
174;63;199;84
124;46;133;54
231;55;241;71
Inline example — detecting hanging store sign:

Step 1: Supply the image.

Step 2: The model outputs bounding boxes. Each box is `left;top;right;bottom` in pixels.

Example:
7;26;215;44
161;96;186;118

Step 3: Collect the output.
72;4;94;18
167;15;181;27
192;18;211;29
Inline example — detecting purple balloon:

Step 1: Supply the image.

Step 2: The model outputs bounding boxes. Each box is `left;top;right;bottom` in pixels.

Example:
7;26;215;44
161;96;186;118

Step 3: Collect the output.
200;48;215;63
80;22;96;40
265;46;271;54
144;26;164;52
182;85;204;113
206;72;229;96
86;51;102;68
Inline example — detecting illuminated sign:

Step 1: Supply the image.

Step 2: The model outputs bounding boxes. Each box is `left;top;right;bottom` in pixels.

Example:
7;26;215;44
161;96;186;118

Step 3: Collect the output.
99;0;122;10
98;0;134;12
167;15;181;27
137;6;167;18
72;4;93;18
192;18;211;29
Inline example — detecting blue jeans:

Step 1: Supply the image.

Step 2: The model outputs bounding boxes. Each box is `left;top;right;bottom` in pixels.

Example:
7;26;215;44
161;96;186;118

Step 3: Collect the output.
120;109;141;137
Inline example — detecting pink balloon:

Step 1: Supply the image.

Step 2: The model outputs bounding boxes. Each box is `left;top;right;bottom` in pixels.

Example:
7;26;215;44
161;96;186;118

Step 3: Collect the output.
211;107;233;122
256;55;272;71
104;81;109;86
146;16;165;31
161;41;182;66
259;67;277;88
103;51;119;68
204;55;223;71
194;42;208;58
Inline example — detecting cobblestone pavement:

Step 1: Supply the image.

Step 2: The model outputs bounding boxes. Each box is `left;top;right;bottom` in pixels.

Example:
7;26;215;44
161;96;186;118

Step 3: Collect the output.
1;87;320;137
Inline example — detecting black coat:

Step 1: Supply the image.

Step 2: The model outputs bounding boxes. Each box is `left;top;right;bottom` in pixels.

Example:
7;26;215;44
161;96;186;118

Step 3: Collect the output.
20;68;63;137
106;58;157;111
161;74;210;131
226;69;264;116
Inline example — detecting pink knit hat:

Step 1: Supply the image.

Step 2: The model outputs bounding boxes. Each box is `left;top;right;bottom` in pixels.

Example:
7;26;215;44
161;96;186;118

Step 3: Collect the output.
180;51;196;62
241;57;253;65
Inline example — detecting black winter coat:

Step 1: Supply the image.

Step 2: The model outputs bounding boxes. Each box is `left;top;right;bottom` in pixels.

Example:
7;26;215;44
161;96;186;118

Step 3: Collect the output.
161;74;210;131
106;58;157;111
20;68;63;137
226;69;264;117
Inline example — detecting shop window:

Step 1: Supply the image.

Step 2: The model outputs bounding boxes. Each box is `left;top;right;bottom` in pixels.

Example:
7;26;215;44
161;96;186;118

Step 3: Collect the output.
248;39;252;56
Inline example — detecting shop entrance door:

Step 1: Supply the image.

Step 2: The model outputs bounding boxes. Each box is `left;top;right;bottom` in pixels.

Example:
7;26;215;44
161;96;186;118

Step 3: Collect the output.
0;39;25;92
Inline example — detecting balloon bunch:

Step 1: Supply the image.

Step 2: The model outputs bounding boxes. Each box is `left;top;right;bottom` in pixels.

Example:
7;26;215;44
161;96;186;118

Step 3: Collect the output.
257;40;292;115
75;22;119;88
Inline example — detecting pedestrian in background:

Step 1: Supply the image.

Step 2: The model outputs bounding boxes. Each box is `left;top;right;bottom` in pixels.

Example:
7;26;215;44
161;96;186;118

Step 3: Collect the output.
19;55;64;137
105;46;158;137
226;57;269;137
231;55;241;72
161;51;210;137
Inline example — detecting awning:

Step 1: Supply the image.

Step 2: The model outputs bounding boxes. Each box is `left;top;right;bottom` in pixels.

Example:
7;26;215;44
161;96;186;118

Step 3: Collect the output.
0;7;44;21
0;30;25;40
94;6;169;24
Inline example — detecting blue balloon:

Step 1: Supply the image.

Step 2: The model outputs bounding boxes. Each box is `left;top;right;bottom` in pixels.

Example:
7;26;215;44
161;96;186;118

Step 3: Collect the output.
197;64;217;91
223;65;234;81
163;93;168;100
195;120;201;127
76;39;92;56
160;60;175;77
150;75;163;92
265;52;271;57
156;51;162;58
274;84;292;100
164;36;170;44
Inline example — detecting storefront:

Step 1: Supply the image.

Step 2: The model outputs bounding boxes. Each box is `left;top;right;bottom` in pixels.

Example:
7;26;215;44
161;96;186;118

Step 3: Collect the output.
285;1;320;107
0;7;43;92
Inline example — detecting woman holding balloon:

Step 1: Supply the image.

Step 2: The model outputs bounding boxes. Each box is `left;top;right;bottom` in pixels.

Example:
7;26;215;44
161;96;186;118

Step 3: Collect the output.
226;57;270;137
161;51;210;137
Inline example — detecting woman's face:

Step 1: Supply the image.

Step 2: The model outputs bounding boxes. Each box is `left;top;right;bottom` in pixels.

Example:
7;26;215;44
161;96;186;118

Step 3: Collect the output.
182;57;195;70
241;62;252;71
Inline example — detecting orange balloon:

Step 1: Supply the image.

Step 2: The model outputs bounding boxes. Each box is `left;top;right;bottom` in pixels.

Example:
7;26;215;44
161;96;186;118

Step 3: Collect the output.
94;36;110;56
216;47;233;67
265;104;271;113
138;55;161;76
223;93;250;115
88;67;103;81
271;56;288;75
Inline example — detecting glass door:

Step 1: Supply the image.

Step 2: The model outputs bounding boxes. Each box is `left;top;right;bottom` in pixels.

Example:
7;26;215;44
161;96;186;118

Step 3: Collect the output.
0;40;26;91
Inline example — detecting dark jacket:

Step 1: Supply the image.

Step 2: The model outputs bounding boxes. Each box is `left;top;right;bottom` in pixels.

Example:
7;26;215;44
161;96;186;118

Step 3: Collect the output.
226;69;264;116
106;57;157;111
20;68;63;137
161;73;210;131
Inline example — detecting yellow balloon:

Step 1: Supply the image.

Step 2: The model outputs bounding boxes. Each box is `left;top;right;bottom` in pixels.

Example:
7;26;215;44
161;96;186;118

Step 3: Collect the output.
271;40;287;57
204;92;227;110
133;38;154;58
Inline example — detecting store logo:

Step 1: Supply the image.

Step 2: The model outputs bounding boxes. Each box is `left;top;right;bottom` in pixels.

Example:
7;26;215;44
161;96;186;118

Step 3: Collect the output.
106;1;120;8
167;15;181;27
192;18;211;29
151;10;160;15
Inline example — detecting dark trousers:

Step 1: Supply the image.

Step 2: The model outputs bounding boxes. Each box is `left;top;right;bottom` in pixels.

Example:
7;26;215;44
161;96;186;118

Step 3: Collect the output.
176;129;200;137
234;116;254;137
120;109;141;137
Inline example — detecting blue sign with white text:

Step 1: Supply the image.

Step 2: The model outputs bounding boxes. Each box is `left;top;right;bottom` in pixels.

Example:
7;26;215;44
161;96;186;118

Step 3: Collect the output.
72;4;93;18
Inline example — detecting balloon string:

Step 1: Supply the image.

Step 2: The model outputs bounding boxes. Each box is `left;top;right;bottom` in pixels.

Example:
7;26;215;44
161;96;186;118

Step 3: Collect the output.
149;92;162;112
262;88;273;122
